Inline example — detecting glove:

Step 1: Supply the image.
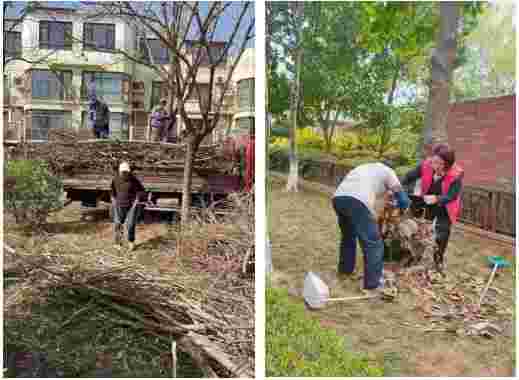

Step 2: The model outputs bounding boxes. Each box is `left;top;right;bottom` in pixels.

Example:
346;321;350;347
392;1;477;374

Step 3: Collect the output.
394;191;410;210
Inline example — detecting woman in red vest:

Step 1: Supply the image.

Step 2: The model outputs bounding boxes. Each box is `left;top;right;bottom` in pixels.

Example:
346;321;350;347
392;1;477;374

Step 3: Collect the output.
402;144;464;274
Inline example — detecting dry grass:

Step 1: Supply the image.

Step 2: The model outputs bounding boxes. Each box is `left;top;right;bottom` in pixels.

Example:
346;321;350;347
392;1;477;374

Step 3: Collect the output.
4;193;254;378
269;176;515;376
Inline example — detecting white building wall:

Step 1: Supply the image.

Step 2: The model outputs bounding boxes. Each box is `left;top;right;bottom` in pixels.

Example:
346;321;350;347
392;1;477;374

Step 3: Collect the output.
4;10;255;142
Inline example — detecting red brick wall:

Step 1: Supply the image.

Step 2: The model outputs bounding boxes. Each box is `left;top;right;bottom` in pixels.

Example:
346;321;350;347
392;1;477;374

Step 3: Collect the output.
447;94;515;191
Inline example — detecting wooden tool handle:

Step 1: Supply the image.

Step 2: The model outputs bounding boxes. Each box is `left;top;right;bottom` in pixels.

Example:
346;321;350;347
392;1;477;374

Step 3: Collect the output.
479;264;498;306
328;295;377;302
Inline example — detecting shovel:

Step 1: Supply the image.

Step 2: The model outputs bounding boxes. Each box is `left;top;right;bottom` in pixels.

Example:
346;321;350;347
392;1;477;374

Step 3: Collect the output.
303;272;377;309
478;256;511;307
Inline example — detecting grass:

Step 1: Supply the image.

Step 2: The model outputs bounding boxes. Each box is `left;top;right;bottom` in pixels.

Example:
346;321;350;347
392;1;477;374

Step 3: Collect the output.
268;176;515;376
266;286;384;377
4;287;203;378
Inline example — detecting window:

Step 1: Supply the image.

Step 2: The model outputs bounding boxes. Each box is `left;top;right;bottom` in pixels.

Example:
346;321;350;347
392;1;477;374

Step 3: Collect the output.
31;111;71;141
83;23;115;51
151;82;164;109
82;112;129;140
39;21;73;50
140;38;169;64
238;78;254;111
4;32;21;56
82;72;126;103
31;70;72;99
188;83;210;110
110;113;129;140
191;43;225;65
4;74;9;102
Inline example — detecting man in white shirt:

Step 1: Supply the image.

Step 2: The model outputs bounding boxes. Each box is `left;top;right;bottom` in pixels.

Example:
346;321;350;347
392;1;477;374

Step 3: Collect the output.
332;162;410;294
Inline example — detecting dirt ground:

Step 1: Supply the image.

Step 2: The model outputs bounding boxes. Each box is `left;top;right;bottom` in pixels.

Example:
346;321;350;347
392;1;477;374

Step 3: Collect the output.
269;177;515;376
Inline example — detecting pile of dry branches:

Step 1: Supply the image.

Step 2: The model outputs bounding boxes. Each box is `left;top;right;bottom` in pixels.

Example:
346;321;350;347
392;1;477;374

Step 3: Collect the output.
4;192;255;377
5;128;233;176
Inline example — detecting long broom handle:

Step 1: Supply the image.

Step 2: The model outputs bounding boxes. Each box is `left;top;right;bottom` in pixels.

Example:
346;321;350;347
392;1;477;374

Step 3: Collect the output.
327;295;377;302
479;263;498;306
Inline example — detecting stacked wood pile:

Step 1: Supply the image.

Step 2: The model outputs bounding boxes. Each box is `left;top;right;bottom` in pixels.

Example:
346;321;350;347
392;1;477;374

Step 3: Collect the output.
5;128;235;177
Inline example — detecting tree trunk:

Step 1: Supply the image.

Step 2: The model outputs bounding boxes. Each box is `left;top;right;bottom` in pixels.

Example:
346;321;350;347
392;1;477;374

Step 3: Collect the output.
323;124;332;154
181;138;195;225
321;110;338;154
379;63;400;157
419;2;460;159
286;2;304;192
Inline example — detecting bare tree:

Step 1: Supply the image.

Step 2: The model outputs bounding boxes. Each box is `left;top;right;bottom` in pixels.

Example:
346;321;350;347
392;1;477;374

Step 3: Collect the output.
4;2;254;224
80;2;254;223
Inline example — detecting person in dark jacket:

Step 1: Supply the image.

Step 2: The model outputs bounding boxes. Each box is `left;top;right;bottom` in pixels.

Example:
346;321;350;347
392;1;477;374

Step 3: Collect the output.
402;144;464;274
88;95;110;139
111;162;146;251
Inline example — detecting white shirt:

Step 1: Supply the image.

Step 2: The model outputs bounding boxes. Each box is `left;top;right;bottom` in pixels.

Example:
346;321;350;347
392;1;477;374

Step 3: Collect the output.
334;163;402;216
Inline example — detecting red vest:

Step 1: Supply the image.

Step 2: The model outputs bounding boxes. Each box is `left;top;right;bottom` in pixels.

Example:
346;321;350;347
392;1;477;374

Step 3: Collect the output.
420;159;463;224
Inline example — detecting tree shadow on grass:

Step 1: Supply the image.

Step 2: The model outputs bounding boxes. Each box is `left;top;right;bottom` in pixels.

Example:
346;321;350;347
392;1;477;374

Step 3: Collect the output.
4;287;204;378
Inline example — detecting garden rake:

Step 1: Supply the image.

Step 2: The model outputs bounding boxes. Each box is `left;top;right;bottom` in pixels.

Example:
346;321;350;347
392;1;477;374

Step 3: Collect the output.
478;255;511;307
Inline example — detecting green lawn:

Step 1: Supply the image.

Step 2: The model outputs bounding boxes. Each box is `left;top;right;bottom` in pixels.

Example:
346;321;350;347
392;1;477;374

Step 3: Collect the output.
266;286;384;377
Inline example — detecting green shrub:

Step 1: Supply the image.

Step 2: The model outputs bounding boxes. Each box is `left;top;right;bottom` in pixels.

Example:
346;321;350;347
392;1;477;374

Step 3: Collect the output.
268;145;329;178
296;128;325;150
332;133;361;155
5;160;64;227
266;287;384;377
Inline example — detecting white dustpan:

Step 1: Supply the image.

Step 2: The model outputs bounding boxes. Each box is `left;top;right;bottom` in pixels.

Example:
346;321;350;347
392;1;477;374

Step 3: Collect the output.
303;272;376;309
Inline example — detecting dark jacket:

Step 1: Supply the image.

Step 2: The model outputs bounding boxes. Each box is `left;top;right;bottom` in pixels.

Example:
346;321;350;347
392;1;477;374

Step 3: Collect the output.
111;173;145;208
89;99;110;129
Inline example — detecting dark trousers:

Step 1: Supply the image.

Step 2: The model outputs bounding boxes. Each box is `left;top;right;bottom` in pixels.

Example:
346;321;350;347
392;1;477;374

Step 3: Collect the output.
332;196;384;289
432;212;451;268
94;125;109;139
113;203;138;242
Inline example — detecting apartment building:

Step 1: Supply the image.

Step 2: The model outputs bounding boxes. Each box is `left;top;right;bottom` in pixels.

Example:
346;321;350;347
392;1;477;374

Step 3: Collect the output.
3;5;255;144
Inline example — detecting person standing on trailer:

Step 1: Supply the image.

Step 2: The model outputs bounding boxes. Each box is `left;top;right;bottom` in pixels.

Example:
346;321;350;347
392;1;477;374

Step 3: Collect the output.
87;81;110;139
149;98;171;142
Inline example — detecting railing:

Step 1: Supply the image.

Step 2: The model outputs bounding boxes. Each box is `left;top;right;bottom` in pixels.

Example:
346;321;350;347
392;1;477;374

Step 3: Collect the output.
459;185;515;237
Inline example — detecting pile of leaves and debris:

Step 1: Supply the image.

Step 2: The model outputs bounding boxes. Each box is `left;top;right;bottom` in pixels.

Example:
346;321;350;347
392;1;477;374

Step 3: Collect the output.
4;192;254;378
379;205;512;339
388;268;513;340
